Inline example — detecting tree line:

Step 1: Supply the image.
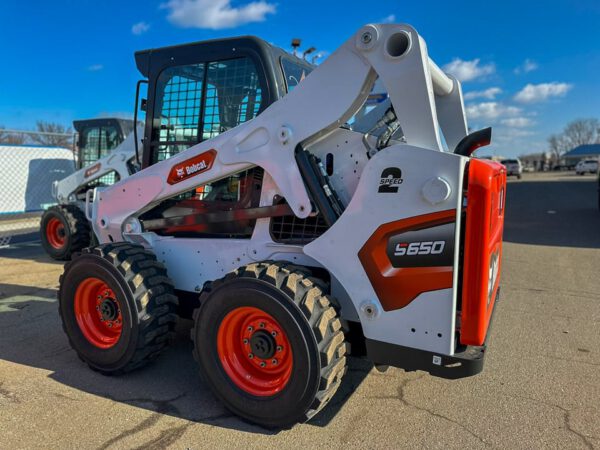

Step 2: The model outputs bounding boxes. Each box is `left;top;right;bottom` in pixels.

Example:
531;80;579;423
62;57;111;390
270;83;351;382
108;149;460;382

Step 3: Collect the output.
548;118;600;162
0;121;74;148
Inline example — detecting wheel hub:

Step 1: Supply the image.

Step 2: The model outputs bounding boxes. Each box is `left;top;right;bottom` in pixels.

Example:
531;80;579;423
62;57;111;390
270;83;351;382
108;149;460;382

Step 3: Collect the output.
74;278;122;349
217;306;293;396
249;330;276;359
99;298;119;322
46;217;66;249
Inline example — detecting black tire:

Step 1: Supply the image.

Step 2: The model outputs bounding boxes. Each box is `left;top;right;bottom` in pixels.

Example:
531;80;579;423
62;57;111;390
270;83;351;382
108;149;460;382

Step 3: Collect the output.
58;242;178;374
192;262;347;428
40;205;90;260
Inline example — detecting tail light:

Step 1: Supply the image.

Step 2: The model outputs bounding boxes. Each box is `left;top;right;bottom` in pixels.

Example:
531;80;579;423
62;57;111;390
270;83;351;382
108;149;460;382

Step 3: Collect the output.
460;159;506;346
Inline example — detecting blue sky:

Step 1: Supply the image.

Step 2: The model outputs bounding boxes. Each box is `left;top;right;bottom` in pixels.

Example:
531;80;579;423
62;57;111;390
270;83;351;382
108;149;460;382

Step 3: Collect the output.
0;0;599;157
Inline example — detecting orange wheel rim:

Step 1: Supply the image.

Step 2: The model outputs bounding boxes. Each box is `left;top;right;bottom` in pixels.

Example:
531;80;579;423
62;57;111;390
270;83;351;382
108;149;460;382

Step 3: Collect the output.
74;277;122;349
217;306;293;397
46;217;66;249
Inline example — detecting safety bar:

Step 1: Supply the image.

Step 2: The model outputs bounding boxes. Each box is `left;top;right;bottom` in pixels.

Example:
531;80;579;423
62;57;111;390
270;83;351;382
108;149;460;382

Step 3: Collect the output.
84;189;94;221
428;58;454;97
51;181;58;200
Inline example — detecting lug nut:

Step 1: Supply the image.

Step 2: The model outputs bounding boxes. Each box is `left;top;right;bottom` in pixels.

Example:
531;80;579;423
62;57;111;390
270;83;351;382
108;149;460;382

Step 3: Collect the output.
247;326;253;332
276;345;282;352
97;296;102;301
107;323;112;328
271;331;277;337
260;362;266;368
248;353;254;359
271;359;278;365
96;306;100;311
243;339;249;344
259;322;265;328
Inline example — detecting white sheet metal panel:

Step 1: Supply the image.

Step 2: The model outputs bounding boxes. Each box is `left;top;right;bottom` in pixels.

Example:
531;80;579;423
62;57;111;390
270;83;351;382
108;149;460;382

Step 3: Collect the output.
0;145;74;214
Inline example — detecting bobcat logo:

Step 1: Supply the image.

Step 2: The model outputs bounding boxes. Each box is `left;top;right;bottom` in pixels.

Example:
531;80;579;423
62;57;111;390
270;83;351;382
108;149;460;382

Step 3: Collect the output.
176;167;184;178
488;250;500;306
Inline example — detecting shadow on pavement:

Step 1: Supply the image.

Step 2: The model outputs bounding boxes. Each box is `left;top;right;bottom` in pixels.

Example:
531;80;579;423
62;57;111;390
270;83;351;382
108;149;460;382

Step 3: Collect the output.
0;242;63;264
0;282;371;435
504;178;600;248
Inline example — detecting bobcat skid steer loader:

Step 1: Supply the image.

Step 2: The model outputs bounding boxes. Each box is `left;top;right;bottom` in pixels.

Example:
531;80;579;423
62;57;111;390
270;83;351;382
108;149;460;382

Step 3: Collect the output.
40;118;141;259
58;24;506;427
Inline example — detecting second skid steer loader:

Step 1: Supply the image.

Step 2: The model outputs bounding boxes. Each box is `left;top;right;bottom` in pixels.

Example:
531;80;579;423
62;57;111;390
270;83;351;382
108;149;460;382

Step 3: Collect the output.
57;23;506;427
40;118;141;259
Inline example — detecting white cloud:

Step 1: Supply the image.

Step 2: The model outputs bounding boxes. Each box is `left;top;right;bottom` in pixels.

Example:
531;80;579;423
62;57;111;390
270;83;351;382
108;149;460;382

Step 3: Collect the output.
501;117;535;128
495;127;535;140
466;102;521;121
442;58;495;82
87;64;104;71
381;14;396;23
514;59;538;74
464;87;502;100
162;0;276;29
132;21;150;35
513;82;573;103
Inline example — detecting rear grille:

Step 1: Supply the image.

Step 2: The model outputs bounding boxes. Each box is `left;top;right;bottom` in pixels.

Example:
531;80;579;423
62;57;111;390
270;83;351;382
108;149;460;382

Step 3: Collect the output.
270;200;329;245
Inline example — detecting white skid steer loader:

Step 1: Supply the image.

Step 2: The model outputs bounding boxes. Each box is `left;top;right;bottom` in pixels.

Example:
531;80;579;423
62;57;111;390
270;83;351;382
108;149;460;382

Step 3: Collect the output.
40;118;142;259
58;23;506;427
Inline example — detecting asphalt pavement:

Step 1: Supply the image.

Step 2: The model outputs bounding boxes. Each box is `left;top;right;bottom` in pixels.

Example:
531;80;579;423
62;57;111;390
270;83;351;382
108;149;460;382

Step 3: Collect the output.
0;171;598;449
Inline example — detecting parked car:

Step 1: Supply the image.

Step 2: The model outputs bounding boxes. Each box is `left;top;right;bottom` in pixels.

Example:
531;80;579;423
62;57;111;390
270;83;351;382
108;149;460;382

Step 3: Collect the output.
501;158;523;179
575;159;599;175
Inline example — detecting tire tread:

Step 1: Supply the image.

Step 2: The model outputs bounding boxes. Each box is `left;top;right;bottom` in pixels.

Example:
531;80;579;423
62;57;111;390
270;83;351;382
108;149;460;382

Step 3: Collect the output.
58;242;178;374
192;261;346;424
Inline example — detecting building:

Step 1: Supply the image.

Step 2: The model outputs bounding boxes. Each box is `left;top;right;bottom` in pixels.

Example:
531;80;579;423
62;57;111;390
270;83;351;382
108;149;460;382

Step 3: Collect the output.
563;144;600;165
520;152;551;171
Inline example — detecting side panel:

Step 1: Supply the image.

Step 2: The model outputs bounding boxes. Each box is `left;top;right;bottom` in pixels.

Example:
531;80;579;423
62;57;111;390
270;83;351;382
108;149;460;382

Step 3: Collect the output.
460;159;506;345
358;210;455;311
304;144;466;355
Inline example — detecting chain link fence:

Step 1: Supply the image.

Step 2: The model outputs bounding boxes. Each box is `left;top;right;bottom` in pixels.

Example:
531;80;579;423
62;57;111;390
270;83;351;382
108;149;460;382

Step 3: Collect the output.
0;129;76;247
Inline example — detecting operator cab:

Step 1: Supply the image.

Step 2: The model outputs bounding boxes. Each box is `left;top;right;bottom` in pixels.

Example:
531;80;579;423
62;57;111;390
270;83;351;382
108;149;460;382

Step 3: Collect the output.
73;118;135;169
132;37;315;240
134;36;313;169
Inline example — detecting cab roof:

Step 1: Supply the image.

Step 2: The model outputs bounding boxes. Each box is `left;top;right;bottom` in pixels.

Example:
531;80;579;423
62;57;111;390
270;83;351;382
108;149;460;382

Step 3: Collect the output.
134;35;312;79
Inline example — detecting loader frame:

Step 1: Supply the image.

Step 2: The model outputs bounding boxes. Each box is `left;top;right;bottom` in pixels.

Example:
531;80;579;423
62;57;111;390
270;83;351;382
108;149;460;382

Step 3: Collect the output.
87;24;505;378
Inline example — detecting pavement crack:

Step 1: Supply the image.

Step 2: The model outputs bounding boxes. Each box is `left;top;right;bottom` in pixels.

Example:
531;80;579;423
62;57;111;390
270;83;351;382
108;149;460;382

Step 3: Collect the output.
0;382;20;404
97;413;163;450
97;393;188;450
53;392;82;402
501;393;597;449
505;286;600;301
131;423;192;450
541;353;600;367
198;411;235;423
108;392;186;416
392;375;490;448
44;346;73;360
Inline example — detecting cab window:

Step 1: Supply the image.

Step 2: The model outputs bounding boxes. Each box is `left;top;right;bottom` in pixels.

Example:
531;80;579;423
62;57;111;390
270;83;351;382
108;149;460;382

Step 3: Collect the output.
79;125;120;167
151;57;264;164
280;58;313;92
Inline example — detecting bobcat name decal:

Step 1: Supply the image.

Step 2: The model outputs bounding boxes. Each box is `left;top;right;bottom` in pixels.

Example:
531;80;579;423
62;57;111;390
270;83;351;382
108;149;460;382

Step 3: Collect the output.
84;163;102;178
167;149;217;185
